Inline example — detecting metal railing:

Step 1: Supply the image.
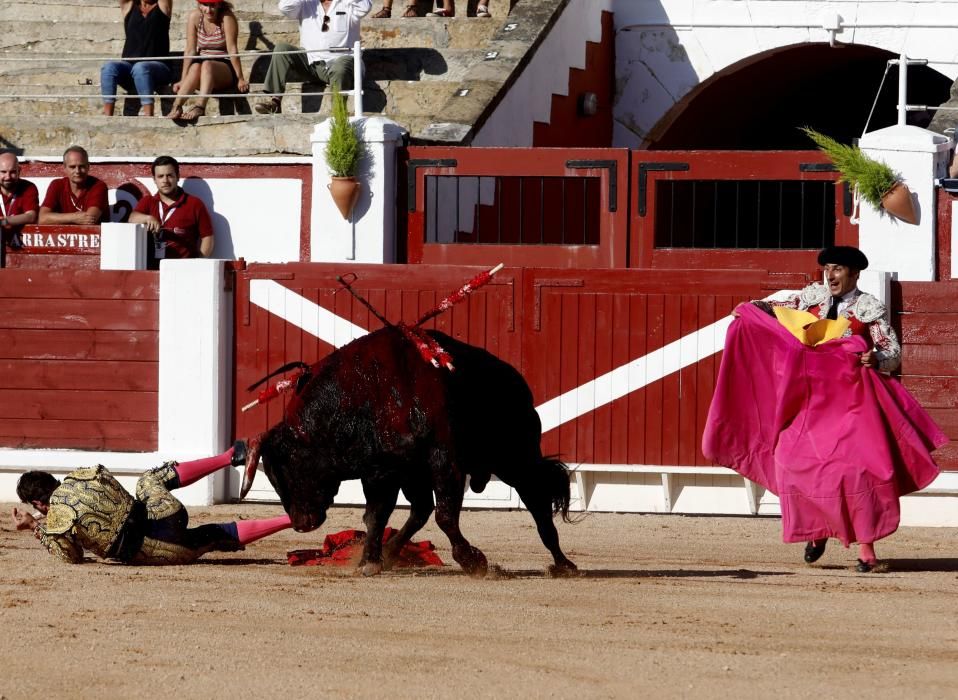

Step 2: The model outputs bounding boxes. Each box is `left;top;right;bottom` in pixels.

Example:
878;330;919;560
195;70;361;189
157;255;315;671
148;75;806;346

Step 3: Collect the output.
0;41;364;116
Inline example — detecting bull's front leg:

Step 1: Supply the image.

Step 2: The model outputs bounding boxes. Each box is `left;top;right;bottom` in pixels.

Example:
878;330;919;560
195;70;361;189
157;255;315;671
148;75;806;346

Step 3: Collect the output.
382;471;435;570
357;478;400;577
430;448;488;577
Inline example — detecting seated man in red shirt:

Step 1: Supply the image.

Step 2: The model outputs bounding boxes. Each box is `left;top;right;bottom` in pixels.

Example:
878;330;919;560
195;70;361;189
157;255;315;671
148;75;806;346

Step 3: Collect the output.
129;155;214;264
38;145;110;225
0;151;40;248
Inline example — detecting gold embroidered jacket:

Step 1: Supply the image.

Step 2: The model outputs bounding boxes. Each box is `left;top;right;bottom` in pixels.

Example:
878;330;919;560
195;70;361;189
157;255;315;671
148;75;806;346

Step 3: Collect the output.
38;466;135;564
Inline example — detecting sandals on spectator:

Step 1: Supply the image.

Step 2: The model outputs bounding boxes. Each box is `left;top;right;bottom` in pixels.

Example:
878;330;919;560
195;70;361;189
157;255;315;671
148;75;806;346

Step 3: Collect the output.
372;6;391;17
402;5;418;16
476;4;490;17
167;106;184;120
181;105;205;123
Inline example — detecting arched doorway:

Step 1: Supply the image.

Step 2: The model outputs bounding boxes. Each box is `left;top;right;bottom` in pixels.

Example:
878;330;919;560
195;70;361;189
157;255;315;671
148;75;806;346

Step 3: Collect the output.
649;43;952;150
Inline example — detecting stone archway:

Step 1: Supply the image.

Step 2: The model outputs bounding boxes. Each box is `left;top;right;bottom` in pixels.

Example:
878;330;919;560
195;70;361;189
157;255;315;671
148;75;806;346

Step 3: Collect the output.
646;43;952;150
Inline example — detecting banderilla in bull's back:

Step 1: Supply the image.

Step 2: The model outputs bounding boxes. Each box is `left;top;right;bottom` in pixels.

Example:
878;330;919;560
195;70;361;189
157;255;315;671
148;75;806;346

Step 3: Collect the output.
240;263;504;413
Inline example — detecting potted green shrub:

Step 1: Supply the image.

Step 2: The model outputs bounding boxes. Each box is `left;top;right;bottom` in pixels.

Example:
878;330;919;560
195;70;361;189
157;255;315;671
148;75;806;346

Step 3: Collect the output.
802;127;917;225
325;85;366;220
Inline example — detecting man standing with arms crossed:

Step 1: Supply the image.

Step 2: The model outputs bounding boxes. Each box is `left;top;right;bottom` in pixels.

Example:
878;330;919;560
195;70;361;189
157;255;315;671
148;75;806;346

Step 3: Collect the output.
254;0;371;114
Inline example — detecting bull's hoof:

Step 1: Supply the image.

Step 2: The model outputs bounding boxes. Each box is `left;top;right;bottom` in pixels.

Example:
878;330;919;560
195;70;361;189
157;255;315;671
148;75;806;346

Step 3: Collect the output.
548;561;579;578
359;561;383;577
455;546;488;578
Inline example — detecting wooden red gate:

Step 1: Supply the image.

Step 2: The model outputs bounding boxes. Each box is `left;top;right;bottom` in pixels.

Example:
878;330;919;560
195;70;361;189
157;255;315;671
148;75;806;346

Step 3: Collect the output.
0;269;159;450
233;263;811;469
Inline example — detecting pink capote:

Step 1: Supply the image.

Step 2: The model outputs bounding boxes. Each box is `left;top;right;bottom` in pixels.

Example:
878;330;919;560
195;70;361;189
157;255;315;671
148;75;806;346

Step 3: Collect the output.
703;303;946;546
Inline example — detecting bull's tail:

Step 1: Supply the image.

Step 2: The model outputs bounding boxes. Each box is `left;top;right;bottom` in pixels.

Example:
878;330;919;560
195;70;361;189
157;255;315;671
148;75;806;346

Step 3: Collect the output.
246;361;310;391
540;456;573;523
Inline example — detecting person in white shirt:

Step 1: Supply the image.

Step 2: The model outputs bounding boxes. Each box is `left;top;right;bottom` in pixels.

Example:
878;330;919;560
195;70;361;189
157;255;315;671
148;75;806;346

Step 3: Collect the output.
254;0;371;114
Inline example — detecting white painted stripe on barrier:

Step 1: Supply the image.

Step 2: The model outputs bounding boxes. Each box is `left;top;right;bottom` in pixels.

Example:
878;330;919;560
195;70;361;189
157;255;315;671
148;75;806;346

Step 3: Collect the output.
249;279;737;433
536;316;734;433
250;278;367;348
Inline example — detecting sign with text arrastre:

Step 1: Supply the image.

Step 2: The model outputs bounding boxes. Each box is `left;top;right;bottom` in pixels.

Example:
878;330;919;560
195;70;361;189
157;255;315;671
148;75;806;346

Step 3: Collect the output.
18;231;101;250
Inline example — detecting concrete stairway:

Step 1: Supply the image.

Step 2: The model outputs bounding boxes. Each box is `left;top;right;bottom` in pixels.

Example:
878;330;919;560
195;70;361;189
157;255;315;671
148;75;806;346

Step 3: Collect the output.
0;0;566;157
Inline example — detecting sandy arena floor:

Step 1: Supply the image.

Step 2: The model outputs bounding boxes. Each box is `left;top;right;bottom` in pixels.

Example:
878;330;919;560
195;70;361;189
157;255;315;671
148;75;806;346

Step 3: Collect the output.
1;503;957;699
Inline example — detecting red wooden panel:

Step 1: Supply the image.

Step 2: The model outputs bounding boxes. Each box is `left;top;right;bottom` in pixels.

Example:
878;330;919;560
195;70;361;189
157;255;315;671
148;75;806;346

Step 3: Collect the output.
901;344;958;377
694;295;717;466
898;314;958;344
0;389;156;421
894;281;958;313
575;294;597;463
677;295;699;467
641;295;664;465
926;409;958;439
0;329;158;361
901;376;958;408
660;295;682;466
0;269;158;299
0;360;156;391
405;147;630;269
0;419;156;451
630;150;858;269
557;291;579;462
609;293;633;463
591;293;613;465
931;442;958;470
0;299;157;331
936;188;953;282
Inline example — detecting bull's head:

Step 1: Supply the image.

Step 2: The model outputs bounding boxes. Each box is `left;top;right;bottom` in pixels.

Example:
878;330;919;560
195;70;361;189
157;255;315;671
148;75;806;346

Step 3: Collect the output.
258;425;340;532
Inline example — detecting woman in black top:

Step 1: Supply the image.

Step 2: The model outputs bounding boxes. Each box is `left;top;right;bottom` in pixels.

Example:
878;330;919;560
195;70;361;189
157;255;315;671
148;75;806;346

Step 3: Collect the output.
100;0;174;116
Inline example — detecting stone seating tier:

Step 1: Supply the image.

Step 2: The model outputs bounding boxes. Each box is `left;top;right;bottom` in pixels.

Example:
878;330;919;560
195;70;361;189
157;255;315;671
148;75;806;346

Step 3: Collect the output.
0;0;561;156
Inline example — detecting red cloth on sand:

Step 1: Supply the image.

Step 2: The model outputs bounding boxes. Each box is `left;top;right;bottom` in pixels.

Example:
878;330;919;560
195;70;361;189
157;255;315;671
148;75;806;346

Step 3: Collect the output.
287;527;444;567
703;303;946;546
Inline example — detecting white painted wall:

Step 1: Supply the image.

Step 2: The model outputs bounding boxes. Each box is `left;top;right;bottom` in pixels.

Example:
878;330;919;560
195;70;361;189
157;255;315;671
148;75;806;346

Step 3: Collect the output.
26;171;305;264
611;0;958;148
858;124;952;280
473;0;614;147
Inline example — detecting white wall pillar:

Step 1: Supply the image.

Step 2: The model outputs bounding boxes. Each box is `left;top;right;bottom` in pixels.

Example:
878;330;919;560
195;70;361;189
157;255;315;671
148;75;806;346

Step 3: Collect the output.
858;125;951;281
158;259;233;504
310;116;408;264
100;222;147;270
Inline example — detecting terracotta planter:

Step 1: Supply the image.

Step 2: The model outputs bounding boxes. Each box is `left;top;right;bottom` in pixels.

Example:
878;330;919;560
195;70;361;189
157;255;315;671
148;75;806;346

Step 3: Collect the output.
880;181;918;225
328;176;361;220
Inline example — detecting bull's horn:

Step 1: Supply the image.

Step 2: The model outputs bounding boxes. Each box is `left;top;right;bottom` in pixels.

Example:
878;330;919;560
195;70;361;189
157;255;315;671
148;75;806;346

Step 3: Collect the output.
239;436;263;499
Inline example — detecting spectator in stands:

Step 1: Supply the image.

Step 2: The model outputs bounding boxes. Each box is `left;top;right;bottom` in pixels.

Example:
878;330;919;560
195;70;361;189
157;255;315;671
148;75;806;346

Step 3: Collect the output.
38;146;110;226
254;0;371;115
425;0;454;17
100;0;175;117
129;155;215;262
167;0;249;123
11;441;293;565
374;1;490;18
0;152;39;249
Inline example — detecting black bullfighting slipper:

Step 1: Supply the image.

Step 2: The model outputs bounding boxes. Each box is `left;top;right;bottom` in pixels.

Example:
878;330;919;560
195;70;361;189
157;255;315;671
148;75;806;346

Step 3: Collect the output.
804;539;827;563
856;558;878;573
231;440;248;467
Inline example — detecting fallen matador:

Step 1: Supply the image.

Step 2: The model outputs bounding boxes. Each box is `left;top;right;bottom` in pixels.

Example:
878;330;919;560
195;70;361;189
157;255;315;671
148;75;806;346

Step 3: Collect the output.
12;442;291;564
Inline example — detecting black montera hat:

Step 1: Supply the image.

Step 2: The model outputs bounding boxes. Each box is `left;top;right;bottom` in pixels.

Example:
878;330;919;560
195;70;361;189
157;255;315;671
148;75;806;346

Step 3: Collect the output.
817;245;868;270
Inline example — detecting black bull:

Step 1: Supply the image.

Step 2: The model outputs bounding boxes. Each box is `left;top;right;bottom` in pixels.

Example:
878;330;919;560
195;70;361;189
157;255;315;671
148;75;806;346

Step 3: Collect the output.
244;326;577;577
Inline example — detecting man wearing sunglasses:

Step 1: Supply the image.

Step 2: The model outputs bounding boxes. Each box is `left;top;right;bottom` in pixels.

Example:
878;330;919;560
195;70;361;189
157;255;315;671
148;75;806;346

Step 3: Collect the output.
255;0;371;114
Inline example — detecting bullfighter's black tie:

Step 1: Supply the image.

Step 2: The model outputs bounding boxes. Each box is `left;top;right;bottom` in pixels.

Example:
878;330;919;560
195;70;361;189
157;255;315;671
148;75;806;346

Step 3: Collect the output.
826;296;841;320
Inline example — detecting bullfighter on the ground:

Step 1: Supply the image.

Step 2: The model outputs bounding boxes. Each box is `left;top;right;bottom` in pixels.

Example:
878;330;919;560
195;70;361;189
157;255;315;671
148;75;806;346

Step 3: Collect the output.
703;245;946;572
11;442;291;564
